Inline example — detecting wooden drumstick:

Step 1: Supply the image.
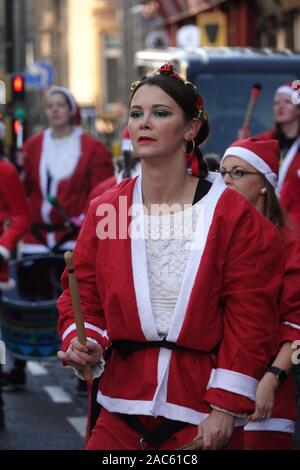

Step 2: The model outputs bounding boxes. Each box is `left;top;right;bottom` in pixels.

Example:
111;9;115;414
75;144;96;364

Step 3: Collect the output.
241;83;262;133
177;438;203;451
64;251;93;381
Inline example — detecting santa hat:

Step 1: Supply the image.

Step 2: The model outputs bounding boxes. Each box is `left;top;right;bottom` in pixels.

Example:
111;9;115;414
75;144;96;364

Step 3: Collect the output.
48;86;81;125
275;82;296;98
122;127;132;152
49;86;77;115
221;137;280;188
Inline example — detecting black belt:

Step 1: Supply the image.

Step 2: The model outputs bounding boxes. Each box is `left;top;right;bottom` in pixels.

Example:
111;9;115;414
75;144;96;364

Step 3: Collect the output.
108;337;220;359
32;223;67;233
31;223;79;253
90;338;221;439
119;414;187;449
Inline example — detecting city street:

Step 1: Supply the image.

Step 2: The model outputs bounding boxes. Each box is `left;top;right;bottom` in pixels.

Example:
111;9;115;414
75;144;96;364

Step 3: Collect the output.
0;358;88;450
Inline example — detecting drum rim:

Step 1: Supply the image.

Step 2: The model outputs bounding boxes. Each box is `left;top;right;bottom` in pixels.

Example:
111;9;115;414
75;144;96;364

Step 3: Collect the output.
2;297;58;307
9;253;65;266
2;253;65;303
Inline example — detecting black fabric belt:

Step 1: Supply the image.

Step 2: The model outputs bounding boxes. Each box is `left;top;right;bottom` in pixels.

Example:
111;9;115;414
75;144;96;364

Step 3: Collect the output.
32;223;68;233
31;223;79;253
118;414;187;449
108;338;220;360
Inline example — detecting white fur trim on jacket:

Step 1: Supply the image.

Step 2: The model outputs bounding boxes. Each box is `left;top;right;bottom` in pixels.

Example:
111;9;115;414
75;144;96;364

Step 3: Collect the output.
0;278;16;291
0;245;10;260
96;391;248;427
72;338;105;380
245;418;295;433
282;320;300;331
277;137;300;193
62;322;108;342
20;242;50;254
207;368;258;401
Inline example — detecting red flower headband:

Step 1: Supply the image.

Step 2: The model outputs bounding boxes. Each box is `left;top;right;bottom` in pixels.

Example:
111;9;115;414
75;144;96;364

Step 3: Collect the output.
130;63;207;122
159;63;183;81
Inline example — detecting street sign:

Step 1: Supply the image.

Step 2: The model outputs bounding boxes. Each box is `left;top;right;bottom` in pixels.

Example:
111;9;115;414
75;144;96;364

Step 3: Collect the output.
24;62;55;91
197;11;227;47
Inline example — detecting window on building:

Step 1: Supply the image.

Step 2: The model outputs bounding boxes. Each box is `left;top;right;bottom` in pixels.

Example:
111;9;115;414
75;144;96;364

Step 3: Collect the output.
103;33;121;105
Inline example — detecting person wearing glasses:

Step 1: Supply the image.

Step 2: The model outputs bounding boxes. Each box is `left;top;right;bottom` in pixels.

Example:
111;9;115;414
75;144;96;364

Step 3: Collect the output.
57;65;284;450
220;137;300;450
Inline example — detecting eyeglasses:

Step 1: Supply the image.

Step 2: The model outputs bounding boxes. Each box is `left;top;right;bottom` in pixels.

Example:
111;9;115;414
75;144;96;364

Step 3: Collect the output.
219;169;260;180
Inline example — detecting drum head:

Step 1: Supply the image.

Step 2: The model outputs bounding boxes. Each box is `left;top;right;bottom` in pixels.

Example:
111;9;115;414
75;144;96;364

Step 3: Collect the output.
1;254;65;360
5;254;65;303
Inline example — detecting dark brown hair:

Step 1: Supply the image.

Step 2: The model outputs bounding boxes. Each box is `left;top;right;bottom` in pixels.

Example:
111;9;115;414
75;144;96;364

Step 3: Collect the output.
130;73;209;178
264;179;290;228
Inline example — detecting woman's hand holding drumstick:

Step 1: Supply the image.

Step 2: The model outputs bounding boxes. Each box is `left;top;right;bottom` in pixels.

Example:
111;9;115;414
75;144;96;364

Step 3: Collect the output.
57;251;103;380
178;408;234;450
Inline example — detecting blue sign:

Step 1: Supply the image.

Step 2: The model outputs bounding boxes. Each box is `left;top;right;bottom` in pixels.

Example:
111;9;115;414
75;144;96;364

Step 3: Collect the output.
24;62;55;91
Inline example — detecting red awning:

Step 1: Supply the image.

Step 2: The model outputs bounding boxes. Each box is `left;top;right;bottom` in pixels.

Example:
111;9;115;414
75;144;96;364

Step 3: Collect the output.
158;0;226;24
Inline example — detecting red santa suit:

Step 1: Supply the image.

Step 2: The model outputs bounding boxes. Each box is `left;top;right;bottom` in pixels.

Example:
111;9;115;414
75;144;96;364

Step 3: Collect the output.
0;159;31;290
21;127;113;254
255;84;300;229
256;129;300;229
87;163;142;206
244;227;300;449
220;137;300;450
57;174;285;450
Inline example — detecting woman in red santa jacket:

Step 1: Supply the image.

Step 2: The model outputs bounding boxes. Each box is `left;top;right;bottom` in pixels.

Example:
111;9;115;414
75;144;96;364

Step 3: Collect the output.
258;83;300;230
57;65;285;450
4;86;113;389
21;86;114;255
220;137;300;450
240;83;300;230
0;156;31;429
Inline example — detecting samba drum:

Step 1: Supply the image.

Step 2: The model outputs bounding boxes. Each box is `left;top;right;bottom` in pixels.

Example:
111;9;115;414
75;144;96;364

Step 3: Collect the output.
1;254;65;360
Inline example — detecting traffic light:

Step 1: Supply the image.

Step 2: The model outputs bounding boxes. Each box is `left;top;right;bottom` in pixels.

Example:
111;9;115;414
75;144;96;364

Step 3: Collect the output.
11;74;25;102
13;118;22;135
12;117;24;150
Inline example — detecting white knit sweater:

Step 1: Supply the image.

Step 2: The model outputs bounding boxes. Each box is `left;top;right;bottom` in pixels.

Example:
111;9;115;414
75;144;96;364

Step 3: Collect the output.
144;203;201;336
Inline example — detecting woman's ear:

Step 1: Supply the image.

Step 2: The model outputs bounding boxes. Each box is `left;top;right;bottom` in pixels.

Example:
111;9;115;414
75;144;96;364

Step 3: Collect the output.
184;118;202;141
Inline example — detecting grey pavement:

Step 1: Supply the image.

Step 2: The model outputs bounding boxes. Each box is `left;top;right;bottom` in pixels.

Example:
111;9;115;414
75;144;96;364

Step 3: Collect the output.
0;358;88;450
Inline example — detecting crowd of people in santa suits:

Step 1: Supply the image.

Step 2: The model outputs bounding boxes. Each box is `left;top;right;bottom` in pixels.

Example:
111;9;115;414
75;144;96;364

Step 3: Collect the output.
0;77;299;450
0;86;114;427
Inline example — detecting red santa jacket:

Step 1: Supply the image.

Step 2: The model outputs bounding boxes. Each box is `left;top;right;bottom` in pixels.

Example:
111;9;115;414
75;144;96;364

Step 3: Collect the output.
245;226;300;434
86;175;117;210
86;164;142;209
0;159;31;289
256;130;300;229
22;130;114;253
57;175;285;425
